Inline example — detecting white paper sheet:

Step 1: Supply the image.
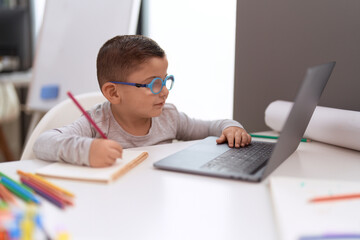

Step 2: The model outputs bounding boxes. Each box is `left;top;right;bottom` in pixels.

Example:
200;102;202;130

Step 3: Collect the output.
264;100;360;151
270;176;360;240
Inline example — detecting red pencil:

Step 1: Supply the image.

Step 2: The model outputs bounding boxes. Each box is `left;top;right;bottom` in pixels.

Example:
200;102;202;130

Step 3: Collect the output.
19;176;73;206
67;91;107;139
21;178;65;209
309;193;360;203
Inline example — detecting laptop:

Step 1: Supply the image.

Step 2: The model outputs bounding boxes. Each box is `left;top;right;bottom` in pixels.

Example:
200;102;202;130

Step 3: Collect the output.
154;62;336;182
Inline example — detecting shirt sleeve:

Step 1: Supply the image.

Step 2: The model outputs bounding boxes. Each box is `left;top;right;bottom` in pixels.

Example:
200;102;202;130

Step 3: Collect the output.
33;115;95;166
174;107;244;141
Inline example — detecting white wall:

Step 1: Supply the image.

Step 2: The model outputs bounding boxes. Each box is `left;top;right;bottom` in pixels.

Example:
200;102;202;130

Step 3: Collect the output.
31;0;237;119
143;0;236;120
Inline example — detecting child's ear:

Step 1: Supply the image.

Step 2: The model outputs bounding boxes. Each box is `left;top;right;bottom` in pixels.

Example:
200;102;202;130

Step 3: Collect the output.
102;82;121;104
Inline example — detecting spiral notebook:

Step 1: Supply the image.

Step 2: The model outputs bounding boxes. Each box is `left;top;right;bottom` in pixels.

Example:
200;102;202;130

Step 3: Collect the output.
36;150;148;183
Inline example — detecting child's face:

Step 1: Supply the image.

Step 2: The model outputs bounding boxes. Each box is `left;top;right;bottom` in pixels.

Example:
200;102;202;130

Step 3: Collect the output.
117;56;170;118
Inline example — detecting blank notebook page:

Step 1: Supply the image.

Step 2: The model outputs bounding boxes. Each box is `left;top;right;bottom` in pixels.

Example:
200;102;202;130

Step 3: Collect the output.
36;150;148;183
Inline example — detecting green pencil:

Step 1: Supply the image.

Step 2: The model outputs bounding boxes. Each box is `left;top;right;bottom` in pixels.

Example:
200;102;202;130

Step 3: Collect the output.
250;134;310;142
0;176;40;204
0;172;34;193
0;177;32;203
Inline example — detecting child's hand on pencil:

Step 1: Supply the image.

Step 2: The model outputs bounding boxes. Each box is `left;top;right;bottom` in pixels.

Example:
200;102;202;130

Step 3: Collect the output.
216;127;252;148
89;139;123;167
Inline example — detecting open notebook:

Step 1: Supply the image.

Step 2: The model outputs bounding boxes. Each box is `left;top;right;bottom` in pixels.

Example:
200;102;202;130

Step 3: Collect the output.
270;176;360;240
36;150;148;183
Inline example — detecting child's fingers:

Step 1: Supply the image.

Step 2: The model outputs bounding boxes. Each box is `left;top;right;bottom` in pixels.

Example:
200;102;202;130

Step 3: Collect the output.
107;141;123;158
104;149;120;166
234;130;251;148
102;159;115;167
89;139;124;167
108;148;122;160
244;133;251;144
217;127;252;148
216;134;226;144
234;130;242;148
104;157;117;166
225;132;235;147
239;132;249;147
104;143;123;167
112;144;123;158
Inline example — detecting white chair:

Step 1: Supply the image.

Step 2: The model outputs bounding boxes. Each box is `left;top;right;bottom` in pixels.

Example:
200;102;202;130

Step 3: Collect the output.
21;91;106;160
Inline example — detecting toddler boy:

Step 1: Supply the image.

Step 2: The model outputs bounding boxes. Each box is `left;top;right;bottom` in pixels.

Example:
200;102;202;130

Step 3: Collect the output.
33;35;251;167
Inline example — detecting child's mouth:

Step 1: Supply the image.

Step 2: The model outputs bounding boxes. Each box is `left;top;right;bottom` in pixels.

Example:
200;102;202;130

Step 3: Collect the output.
154;102;165;107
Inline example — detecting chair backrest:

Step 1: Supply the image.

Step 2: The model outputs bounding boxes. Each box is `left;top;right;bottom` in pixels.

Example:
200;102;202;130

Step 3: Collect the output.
21;91;106;160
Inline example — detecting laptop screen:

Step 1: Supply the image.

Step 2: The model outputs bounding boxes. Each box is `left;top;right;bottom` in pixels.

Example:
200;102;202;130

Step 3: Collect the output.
262;62;335;179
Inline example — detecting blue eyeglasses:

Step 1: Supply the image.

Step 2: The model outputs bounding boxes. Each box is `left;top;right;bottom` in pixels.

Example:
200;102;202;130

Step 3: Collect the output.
110;75;175;95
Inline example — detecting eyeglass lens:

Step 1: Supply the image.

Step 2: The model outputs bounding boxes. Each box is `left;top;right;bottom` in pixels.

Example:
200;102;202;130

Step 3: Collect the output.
151;78;162;93
165;77;173;90
152;77;173;94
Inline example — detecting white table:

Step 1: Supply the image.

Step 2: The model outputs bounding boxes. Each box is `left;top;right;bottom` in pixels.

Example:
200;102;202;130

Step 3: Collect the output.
1;139;360;240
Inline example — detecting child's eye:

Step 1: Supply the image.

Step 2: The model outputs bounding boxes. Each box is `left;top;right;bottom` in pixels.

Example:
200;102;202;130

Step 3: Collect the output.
144;77;157;84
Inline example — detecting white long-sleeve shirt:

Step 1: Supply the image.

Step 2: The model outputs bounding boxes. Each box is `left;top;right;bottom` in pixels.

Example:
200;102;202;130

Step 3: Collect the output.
33;102;243;166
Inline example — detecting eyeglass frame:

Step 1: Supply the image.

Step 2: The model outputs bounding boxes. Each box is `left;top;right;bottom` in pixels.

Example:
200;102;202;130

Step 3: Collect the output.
109;75;174;95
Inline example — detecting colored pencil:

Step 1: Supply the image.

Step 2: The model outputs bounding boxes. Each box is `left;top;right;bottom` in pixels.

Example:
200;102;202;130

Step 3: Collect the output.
67;91;107;139
0;177;40;204
19;175;73;206
0;184;16;204
0;172;35;198
17;170;75;198
0;172;34;193
17;171;74;207
250;134;311;142
21;178;65;209
309;193;360;203
20;177;73;205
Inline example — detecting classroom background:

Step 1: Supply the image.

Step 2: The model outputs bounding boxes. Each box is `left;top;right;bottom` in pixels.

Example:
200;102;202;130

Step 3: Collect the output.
0;0;359;162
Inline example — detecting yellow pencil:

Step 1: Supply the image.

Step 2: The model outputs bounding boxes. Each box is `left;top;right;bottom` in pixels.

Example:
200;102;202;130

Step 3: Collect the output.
17;171;75;198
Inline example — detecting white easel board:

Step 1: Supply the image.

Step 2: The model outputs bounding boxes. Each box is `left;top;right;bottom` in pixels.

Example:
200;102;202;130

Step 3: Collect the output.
27;0;141;111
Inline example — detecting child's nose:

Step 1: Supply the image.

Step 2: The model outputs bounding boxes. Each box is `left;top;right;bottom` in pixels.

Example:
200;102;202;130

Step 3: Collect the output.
159;85;169;97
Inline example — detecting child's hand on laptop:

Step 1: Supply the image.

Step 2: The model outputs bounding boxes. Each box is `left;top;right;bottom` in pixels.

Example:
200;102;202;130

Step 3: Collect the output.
216;127;252;148
89;139;123;167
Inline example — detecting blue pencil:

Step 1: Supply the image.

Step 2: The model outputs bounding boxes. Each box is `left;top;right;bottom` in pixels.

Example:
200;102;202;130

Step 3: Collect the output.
0;172;34;193
0;176;40;204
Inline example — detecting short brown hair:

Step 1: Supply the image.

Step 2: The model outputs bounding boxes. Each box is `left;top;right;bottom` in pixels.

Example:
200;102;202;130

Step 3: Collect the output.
96;35;165;88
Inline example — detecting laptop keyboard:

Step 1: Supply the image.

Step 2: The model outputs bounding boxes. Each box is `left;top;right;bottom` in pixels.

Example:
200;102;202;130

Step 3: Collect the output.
201;142;275;174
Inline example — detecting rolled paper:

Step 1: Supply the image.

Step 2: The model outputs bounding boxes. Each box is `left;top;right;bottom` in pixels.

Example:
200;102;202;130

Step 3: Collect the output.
265;100;360;151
